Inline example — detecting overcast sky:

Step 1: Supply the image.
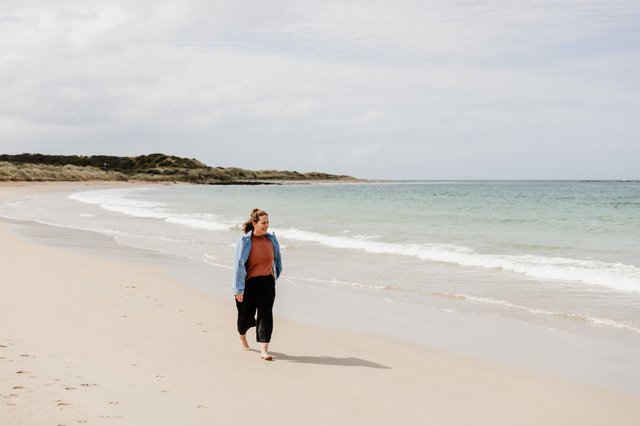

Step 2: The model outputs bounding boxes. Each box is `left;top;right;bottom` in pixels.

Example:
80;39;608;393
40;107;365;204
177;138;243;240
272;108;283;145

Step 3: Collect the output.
1;1;639;179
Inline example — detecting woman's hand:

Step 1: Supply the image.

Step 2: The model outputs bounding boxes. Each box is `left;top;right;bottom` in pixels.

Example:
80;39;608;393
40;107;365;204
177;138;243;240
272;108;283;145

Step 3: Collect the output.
235;294;244;302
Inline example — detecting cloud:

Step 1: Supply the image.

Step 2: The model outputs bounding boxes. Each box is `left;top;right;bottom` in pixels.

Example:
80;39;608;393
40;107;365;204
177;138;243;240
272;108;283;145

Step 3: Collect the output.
0;0;639;178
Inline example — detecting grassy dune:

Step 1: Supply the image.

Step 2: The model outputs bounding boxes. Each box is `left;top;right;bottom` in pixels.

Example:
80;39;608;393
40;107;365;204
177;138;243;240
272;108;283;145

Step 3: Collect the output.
0;154;357;183
0;162;128;182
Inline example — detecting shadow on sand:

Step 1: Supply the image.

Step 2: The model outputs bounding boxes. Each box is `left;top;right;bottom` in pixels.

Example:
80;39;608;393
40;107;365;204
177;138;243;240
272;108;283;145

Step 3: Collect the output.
269;352;391;369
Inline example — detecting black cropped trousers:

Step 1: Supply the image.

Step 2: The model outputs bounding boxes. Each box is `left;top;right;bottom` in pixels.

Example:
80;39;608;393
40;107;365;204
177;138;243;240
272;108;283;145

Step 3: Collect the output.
236;275;276;343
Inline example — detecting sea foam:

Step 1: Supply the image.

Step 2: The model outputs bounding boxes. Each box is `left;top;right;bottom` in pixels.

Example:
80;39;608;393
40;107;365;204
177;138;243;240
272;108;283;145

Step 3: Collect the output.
275;227;640;294
69;190;236;231
68;188;640;294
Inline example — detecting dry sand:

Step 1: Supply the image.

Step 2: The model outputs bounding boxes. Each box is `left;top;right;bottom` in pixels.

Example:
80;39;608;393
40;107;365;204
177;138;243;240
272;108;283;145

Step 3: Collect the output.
1;182;639;426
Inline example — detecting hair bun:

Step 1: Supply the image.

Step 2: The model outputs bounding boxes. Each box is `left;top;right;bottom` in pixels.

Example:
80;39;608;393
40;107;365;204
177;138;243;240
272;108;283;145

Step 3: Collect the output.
242;208;268;233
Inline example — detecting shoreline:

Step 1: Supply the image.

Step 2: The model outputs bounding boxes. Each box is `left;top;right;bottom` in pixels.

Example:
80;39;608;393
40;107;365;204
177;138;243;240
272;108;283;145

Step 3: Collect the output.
9;202;640;396
1;182;639;425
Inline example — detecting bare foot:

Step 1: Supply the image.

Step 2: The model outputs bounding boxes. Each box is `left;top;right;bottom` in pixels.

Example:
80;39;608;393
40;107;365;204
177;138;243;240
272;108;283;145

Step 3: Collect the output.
260;342;272;360
239;335;250;351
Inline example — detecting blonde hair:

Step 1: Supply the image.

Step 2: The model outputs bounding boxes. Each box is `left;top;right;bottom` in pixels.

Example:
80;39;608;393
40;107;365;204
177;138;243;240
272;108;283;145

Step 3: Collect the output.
242;208;268;233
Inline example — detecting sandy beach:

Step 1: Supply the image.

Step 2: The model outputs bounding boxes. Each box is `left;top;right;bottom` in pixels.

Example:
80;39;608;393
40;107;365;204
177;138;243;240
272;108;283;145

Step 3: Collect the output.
1;182;639;426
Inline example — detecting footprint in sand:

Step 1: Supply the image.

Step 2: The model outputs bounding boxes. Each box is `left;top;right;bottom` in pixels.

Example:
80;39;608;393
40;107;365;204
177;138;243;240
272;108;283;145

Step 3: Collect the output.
11;386;31;394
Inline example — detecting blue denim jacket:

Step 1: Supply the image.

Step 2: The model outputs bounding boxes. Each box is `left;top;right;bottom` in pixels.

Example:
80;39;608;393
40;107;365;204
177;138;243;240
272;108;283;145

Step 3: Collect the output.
232;231;283;295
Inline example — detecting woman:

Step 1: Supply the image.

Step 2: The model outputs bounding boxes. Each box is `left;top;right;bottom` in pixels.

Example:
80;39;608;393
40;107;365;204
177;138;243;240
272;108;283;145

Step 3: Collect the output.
232;208;283;361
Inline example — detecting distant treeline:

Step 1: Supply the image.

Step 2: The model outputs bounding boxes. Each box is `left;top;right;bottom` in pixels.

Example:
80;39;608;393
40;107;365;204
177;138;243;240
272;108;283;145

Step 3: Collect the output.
0;153;205;174
0;153;357;183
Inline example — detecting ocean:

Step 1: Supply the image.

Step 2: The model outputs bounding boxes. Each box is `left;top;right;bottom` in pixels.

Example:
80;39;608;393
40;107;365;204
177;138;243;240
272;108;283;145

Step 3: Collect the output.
2;181;639;391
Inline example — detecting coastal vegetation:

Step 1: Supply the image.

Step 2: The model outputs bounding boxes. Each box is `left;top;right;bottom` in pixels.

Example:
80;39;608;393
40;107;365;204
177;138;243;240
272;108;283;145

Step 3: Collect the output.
0;153;357;183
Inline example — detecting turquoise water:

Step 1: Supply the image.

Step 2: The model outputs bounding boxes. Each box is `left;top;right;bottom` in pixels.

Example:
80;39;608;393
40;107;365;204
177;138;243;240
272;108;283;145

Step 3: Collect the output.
2;181;640;344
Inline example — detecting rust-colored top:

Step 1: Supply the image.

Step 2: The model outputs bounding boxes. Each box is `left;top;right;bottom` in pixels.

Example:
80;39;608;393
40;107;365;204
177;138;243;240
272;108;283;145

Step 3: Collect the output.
245;235;274;280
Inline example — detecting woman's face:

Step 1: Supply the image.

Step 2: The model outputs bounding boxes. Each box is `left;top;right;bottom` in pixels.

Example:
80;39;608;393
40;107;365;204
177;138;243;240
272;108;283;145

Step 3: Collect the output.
253;214;269;236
